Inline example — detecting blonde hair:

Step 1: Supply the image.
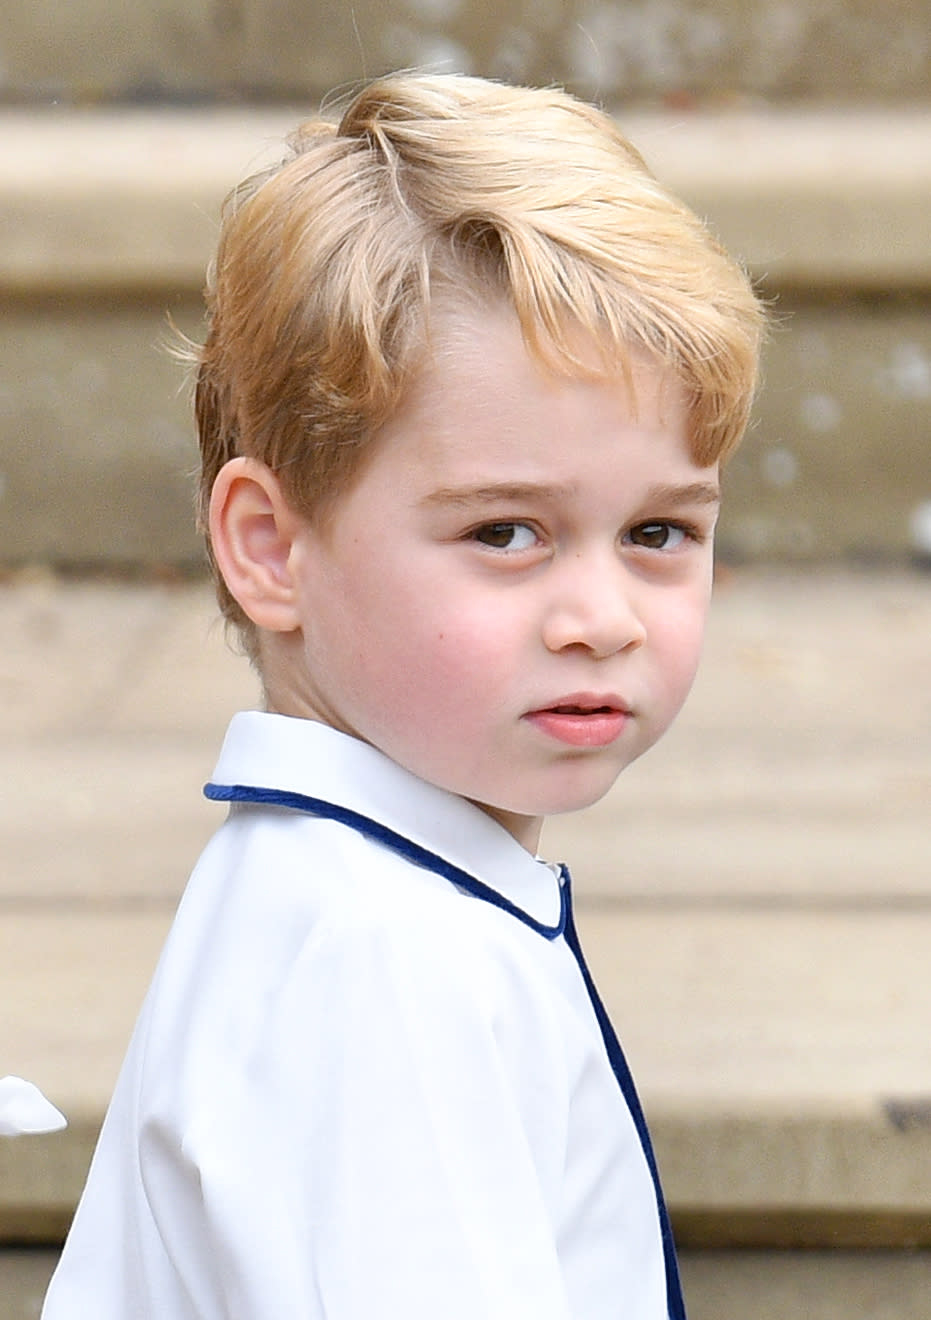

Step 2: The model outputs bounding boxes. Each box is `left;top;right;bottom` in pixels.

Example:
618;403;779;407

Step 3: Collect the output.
195;73;763;648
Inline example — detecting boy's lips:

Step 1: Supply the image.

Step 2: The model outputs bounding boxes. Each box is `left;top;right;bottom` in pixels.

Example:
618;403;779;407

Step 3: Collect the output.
524;694;632;748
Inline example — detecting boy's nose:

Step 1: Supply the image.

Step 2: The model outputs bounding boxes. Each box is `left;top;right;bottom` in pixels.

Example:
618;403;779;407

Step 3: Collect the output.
541;559;647;659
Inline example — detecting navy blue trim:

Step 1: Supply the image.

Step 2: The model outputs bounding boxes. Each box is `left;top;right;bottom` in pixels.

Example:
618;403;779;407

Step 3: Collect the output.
204;782;566;940
561;865;687;1320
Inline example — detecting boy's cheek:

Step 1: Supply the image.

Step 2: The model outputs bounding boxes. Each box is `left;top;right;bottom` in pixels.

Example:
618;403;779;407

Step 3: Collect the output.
650;597;712;693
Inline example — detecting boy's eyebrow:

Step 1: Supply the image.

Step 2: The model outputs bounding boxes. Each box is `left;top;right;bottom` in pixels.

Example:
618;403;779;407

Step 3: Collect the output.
640;481;722;507
419;480;721;509
419;482;575;508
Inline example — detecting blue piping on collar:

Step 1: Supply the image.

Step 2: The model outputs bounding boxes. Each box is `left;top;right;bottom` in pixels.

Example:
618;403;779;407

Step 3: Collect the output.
204;782;566;941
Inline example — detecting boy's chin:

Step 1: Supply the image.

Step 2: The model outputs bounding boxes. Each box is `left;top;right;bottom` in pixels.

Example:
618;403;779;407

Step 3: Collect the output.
475;776;626;834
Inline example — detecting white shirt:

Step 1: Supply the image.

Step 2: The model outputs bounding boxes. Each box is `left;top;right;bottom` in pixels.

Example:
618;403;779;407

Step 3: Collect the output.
43;712;672;1320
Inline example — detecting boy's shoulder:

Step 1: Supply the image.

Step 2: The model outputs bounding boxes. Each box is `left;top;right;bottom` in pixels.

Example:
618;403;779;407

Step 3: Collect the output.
195;780;558;994
165;710;568;1016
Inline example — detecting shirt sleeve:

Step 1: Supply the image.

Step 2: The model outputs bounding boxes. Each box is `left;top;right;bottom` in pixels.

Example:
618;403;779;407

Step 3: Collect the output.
144;892;576;1320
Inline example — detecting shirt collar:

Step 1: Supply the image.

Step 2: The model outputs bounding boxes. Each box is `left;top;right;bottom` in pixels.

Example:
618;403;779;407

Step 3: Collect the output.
208;711;564;931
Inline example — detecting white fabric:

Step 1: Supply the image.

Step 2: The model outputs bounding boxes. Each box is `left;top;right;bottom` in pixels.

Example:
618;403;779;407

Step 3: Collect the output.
0;1077;66;1136
43;712;667;1320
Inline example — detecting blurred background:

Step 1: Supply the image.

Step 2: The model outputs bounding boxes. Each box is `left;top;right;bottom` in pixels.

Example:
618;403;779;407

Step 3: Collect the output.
1;3;929;1318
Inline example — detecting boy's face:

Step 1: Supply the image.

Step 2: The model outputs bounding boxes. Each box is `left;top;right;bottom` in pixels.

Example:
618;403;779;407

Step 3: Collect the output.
275;305;720;851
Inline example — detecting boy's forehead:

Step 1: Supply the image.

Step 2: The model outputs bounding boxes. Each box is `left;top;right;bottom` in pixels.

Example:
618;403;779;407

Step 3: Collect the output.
425;296;613;375
358;306;717;507
411;299;680;422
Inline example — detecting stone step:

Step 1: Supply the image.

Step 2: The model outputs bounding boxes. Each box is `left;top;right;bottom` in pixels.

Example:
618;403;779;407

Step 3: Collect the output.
6;902;931;1246
2;107;929;294
3;0;931;105
5;1247;931;1320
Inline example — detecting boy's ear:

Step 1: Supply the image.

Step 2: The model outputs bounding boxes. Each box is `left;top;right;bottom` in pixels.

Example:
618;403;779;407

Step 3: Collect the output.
208;457;304;633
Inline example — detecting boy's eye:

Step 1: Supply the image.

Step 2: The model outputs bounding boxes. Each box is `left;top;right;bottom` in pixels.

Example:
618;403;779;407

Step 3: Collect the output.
627;522;688;550
472;522;538;551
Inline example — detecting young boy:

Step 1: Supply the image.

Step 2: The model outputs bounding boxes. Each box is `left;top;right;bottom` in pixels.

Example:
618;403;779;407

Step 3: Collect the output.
43;74;761;1319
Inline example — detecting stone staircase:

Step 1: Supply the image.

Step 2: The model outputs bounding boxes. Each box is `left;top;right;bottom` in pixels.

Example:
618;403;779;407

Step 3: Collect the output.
1;4;929;1316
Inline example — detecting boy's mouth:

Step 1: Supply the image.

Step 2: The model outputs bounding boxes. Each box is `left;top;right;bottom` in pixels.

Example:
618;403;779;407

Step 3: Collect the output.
524;696;631;747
